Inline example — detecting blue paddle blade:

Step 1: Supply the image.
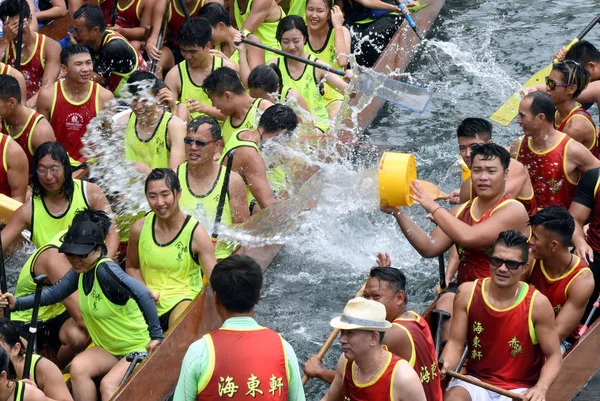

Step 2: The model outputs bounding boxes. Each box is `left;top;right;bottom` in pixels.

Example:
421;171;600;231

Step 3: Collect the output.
357;71;433;114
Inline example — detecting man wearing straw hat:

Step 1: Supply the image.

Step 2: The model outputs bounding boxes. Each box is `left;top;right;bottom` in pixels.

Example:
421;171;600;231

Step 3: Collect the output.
441;230;562;401
305;267;443;400
320;297;426;401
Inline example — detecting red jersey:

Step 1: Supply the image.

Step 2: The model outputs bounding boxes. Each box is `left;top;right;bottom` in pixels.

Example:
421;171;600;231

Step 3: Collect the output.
469;180;537;217
585;171;600;253
392;312;443;401
167;0;203;47
99;0;142;28
455;195;523;283
197;327;288;400
555;104;598;158
528;257;591;317
3;33;46;99
49;81;101;163
466;279;544;390
342;352;401;401
0;134;12;197
0;110;45;168
516;134;578;209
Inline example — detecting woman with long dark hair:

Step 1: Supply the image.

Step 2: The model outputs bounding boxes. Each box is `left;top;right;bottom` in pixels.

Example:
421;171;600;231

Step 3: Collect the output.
0;142;119;255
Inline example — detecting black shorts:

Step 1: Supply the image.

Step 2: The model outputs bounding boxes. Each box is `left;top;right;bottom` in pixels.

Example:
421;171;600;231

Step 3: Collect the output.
15;310;71;351
158;299;193;332
441;282;459;294
348;14;403;68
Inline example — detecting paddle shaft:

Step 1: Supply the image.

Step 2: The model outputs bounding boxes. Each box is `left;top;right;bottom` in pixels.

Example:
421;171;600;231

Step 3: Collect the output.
213;150;235;240
438;253;446;291
0;230;8;319
110;0;119;27
396;2;445;76
301;282;367;386
445;370;525;400
177;0;191;21
150;13;168;75
23;274;48;379
579;292;600;336
574;13;600;42
241;38;345;76
15;0;26;70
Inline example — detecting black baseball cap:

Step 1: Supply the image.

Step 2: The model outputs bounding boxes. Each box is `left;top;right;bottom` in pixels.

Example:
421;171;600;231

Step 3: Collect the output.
58;220;105;256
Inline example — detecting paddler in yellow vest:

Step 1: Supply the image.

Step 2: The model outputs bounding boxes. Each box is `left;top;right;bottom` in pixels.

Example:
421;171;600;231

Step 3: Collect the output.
0;141;120;255
198;2;265;78
201;66;274;153
248;64;311;114
0;347;47;401
127;168;217;331
232;0;285;61
0;209;163;401
120;71;187;175
177;116;250;260
174;254;306;401
270;16;350;125
223;104;299;211
12;229;89;368
305;0;350;118
164;18;239;122
0;319;73;400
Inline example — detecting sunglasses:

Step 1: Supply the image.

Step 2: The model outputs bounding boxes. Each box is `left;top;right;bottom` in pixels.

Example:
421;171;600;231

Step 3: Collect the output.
64;252;89;259
489;256;526;270
183;137;217;147
545;76;569;91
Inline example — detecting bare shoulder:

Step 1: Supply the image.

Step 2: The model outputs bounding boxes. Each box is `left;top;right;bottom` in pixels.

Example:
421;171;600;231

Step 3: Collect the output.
508;158;527;174
129;215;146;239
43;35;62;55
258;98;274;111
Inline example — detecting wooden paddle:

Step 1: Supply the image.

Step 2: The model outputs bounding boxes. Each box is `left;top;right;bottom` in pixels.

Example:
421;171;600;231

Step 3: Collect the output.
579;292;600;337
240;38;434;114
301;282;367;386
491;12;600;126
445;370;525;400
395;2;444;76
414;179;449;201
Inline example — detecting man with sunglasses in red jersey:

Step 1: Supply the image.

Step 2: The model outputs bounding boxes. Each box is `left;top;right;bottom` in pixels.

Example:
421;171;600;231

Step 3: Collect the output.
177;116;249;261
526;206;593;349
511;91;600;210
381;143;530;343
545;61;598;157
441;230;562;401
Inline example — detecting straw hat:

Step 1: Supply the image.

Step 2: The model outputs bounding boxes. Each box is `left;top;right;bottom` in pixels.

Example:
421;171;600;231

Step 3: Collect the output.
330;297;392;332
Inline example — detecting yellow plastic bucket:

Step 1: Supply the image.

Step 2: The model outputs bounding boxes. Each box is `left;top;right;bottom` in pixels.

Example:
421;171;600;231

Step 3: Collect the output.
378;152;417;207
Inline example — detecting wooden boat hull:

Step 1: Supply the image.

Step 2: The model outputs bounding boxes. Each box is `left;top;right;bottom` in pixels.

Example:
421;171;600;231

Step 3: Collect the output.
111;3;446;400
349;0;446;135
547;319;600;401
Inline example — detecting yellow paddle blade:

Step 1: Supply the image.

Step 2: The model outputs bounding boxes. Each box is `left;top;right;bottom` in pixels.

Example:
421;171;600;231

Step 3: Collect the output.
415;180;449;201
490;64;552;126
0;194;22;224
490;38;580;126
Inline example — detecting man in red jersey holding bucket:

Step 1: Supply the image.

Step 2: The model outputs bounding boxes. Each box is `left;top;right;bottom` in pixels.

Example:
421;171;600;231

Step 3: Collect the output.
441;230;562;401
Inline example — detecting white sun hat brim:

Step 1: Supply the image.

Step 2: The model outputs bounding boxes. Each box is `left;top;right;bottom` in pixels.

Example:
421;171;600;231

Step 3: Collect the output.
330;315;392;332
